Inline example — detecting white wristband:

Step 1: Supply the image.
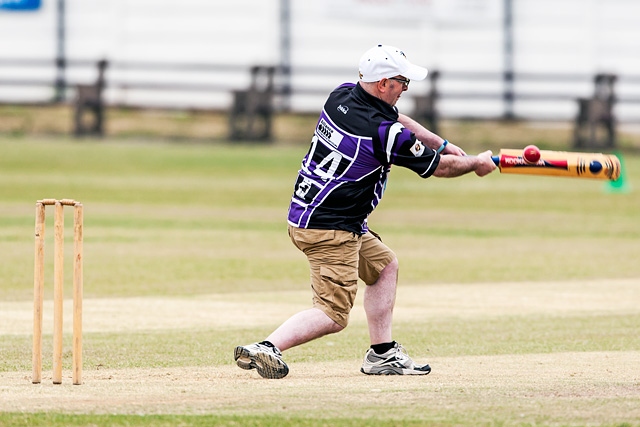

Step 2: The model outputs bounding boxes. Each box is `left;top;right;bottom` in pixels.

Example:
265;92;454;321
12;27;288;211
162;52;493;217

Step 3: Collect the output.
437;139;449;154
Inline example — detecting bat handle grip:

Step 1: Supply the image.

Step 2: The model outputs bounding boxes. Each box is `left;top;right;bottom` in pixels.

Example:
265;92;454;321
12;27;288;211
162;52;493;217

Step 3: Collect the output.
491;155;500;166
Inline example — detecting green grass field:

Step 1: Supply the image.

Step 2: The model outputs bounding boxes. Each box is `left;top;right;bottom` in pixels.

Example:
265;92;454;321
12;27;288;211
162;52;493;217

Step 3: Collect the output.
1;136;639;427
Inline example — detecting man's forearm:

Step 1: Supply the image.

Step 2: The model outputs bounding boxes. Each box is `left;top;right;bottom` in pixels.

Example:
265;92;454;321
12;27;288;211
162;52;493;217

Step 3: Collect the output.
397;113;443;149
433;155;484;178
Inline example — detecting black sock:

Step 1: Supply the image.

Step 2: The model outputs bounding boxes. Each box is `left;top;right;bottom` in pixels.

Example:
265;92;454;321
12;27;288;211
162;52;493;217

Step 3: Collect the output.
371;341;396;354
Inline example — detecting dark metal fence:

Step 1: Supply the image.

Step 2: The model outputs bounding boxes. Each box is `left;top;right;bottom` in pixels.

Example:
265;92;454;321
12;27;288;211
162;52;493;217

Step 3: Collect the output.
1;58;639;145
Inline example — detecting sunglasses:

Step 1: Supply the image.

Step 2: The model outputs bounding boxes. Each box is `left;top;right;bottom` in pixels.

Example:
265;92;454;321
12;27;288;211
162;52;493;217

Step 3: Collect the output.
388;77;410;87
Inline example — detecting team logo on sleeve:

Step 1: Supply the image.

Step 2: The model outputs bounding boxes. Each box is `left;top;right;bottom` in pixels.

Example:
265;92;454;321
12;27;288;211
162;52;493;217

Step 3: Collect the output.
410;140;426;156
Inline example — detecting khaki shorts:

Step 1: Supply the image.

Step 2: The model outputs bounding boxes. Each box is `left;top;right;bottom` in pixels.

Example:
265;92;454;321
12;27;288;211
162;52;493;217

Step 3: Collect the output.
288;225;396;328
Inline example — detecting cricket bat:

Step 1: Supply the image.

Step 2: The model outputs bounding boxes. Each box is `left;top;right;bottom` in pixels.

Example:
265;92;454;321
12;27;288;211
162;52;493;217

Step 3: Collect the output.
491;149;621;181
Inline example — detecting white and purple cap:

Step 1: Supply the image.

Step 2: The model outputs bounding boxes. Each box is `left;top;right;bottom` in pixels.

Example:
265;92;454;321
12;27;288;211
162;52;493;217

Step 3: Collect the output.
358;44;428;83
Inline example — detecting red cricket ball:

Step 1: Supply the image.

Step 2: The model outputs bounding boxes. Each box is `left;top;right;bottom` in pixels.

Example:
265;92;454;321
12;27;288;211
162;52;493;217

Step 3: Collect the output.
523;145;541;164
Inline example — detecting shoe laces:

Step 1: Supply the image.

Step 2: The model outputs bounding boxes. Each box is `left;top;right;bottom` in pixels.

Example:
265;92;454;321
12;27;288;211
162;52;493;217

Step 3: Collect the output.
391;343;422;369
258;341;283;356
393;343;410;362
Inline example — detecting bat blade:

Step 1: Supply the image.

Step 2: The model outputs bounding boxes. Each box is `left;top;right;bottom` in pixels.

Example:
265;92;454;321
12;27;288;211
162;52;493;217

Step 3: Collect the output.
492;149;621;181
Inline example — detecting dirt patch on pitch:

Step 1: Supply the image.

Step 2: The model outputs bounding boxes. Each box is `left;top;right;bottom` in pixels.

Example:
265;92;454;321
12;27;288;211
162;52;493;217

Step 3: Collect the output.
2;351;639;424
2;278;639;424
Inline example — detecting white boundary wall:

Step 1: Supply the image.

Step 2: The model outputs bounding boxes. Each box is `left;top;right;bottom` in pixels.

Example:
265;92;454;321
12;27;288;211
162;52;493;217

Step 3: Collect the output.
1;0;639;120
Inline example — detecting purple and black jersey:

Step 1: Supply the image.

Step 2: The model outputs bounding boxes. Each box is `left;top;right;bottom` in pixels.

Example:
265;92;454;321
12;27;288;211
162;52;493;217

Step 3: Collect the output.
287;82;440;235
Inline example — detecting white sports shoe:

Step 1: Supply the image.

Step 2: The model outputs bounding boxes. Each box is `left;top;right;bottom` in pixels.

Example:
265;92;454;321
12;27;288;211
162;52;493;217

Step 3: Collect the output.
360;342;431;375
234;342;289;379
